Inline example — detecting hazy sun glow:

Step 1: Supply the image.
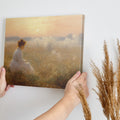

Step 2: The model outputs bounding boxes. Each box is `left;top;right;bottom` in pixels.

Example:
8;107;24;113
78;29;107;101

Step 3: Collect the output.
6;15;84;37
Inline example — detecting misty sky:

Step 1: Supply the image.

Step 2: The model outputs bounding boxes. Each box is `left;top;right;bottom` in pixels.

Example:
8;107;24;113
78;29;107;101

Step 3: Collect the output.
6;15;84;37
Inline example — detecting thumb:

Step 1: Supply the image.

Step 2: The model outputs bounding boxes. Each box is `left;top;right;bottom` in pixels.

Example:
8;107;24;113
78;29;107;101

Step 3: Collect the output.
1;67;6;78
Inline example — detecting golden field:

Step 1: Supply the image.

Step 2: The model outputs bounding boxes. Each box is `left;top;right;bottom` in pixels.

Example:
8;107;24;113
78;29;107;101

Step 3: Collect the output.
4;40;82;88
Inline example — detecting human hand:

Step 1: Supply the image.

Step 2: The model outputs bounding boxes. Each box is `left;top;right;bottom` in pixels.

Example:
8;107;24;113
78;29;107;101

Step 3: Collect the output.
35;71;89;120
0;67;14;97
64;71;89;107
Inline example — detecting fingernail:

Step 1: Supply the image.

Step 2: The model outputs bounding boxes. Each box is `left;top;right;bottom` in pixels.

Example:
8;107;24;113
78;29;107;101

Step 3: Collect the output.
76;71;80;75
2;68;5;71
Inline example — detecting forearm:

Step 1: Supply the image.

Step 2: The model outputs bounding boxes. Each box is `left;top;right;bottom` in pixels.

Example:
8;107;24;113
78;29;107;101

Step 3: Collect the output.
35;96;77;120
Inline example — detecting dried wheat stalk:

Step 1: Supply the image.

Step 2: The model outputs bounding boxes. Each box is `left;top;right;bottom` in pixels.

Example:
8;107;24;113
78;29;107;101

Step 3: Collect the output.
91;40;120;120
76;84;91;120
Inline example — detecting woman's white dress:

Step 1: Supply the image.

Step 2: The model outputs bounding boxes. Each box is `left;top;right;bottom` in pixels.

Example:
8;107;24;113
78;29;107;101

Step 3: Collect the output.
9;48;34;74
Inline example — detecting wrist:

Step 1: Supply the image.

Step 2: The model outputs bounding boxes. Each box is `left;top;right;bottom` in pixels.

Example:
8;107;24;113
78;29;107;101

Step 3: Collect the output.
56;96;76;117
62;94;80;109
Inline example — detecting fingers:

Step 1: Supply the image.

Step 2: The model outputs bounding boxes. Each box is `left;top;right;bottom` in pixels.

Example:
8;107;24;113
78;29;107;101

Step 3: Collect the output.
77;72;89;97
1;85;14;97
5;85;10;91
5;85;14;93
77;72;87;83
69;71;81;82
10;85;14;87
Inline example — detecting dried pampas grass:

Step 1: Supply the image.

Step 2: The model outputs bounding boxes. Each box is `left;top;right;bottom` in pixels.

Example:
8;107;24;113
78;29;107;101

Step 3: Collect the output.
76;84;91;120
91;40;120;120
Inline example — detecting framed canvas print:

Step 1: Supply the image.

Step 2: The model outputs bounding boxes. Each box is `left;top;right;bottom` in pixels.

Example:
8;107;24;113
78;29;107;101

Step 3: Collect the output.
4;15;84;88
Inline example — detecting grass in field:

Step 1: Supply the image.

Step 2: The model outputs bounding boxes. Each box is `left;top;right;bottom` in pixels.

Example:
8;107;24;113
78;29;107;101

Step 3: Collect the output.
4;41;82;88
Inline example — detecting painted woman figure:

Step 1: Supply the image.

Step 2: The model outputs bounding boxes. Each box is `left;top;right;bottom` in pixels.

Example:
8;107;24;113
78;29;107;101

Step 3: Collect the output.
9;39;34;74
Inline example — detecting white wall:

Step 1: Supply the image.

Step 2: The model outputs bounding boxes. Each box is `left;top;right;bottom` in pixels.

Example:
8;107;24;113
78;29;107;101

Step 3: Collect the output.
0;0;119;119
